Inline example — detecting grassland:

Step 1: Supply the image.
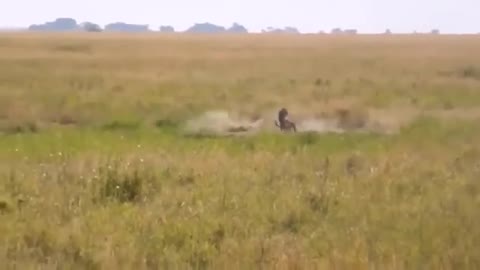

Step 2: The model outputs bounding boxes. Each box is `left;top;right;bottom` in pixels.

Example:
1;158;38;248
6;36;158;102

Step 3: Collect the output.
1;32;480;269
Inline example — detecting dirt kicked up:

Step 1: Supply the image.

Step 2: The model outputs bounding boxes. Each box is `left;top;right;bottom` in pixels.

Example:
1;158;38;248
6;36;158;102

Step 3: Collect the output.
181;108;411;136
183;105;480;137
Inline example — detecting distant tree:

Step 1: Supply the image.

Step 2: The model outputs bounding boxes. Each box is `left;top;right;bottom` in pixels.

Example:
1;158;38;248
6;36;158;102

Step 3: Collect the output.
186;23;226;33
159;25;175;33
431;29;440;35
52;18;78;30
284;27;300;34
80;22;102;32
227;23;248;33
343;29;357;35
331;28;343;34
29;18;79;31
385;29;392;35
105;22;150;32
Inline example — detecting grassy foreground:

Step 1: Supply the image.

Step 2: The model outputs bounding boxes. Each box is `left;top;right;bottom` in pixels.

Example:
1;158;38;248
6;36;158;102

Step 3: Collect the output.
1;33;480;269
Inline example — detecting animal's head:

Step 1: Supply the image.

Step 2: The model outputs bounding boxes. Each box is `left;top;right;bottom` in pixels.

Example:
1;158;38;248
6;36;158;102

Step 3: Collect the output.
278;108;289;122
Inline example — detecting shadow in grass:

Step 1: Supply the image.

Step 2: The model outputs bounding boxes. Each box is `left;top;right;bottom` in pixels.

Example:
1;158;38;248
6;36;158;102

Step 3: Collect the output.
50;114;80;126
155;119;180;131
0;122;39;135
101;120;141;131
439;65;480;81
51;43;92;54
95;162;156;204
0;199;13;214
100;170;143;204
183;132;228;140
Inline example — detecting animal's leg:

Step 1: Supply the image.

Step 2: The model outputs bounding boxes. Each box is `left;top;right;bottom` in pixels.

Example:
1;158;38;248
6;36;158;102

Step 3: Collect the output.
291;121;297;132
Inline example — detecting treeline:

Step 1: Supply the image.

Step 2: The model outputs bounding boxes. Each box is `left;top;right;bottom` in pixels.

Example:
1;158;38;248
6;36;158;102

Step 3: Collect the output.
28;18;445;35
28;18;296;34
27;18;337;34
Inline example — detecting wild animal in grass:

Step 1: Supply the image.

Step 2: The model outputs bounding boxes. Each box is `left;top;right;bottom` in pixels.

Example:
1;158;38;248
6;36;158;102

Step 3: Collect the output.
275;108;297;132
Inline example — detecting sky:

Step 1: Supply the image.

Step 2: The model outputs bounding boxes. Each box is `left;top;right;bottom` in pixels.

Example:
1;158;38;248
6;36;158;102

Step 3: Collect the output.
0;0;478;33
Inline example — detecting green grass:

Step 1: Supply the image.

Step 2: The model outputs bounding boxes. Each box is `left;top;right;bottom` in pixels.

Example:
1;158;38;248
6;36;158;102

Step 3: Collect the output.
1;33;480;269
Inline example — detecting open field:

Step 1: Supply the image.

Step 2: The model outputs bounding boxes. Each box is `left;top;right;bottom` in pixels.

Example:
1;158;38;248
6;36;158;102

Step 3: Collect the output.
1;33;480;269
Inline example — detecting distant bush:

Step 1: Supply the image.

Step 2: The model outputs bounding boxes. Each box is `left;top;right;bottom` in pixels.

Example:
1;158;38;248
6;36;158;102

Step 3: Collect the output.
459;66;480;80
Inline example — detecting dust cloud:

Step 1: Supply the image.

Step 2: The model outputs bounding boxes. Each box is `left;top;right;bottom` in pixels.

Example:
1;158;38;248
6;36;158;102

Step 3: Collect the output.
182;109;405;136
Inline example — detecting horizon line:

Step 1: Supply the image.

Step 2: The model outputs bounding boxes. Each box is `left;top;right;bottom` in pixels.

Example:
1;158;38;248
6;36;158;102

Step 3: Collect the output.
1;29;480;35
2;17;480;35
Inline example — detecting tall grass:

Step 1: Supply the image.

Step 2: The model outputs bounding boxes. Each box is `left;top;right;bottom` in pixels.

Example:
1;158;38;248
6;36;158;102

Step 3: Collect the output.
1;33;480;269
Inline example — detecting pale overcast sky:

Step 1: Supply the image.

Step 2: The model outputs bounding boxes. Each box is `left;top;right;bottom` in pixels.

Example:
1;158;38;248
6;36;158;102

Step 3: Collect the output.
0;0;478;33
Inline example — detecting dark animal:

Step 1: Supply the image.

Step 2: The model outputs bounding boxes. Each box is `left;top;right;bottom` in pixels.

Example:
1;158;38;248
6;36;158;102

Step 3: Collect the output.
275;108;297;132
